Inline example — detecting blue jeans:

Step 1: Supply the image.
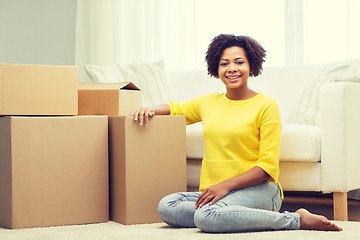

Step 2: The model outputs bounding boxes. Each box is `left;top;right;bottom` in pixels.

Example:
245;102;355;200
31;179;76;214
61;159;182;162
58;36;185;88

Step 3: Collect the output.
158;181;300;233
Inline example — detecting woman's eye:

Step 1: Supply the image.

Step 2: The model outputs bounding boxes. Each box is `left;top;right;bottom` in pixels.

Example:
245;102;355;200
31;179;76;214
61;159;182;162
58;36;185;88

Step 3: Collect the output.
220;62;228;66
237;61;244;65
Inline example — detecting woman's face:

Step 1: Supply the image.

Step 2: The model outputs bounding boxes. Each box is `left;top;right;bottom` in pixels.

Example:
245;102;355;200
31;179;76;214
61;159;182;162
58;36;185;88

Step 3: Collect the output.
218;46;251;89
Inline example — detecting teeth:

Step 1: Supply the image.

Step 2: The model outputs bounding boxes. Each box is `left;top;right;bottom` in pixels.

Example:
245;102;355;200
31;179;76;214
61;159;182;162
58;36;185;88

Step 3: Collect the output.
227;76;240;79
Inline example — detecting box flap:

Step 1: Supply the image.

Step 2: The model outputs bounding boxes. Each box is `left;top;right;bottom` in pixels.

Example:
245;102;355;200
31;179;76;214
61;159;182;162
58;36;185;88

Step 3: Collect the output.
78;82;140;91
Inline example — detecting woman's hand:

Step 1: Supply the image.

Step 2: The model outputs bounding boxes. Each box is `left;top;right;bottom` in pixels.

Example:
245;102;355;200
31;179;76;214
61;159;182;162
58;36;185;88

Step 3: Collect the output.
131;104;171;126
194;167;270;209
195;182;230;209
131;107;155;126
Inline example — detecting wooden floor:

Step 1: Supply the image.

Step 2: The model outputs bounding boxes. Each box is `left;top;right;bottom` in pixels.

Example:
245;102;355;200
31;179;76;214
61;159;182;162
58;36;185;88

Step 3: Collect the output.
280;192;360;221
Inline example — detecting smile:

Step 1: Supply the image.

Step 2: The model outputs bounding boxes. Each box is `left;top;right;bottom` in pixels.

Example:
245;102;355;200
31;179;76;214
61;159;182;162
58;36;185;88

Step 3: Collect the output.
226;75;242;79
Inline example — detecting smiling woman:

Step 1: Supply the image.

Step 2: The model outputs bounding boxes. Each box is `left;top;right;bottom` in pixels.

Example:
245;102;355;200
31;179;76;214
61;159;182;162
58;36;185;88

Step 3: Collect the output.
204;34;266;100
217;47;253;95
130;33;344;233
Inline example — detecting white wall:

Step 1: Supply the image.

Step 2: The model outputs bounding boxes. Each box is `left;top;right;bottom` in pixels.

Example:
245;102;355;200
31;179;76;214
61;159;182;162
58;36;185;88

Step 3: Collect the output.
0;0;76;65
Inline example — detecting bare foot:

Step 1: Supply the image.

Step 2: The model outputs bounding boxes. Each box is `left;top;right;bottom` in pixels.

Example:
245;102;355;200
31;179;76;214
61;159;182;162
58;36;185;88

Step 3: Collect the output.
295;208;343;231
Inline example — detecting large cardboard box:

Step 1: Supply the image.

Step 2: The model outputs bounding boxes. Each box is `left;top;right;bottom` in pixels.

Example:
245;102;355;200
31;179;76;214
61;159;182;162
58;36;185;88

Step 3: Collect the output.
78;82;142;116
0;116;109;229
109;116;187;224
0;63;78;116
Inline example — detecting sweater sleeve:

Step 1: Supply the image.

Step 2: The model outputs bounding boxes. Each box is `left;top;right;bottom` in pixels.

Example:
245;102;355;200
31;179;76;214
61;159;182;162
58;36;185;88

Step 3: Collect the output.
167;97;202;125
255;99;282;183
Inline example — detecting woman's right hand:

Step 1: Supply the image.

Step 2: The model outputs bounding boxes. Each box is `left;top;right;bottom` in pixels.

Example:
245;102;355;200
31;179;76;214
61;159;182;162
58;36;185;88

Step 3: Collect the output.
131;107;156;126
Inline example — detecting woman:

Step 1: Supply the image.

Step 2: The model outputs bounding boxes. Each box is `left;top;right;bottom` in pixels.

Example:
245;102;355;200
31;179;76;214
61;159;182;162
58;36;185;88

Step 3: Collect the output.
132;34;342;233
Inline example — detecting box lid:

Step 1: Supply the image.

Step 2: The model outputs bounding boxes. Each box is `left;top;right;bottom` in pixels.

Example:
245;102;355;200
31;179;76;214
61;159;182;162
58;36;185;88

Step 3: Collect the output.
78;82;140;91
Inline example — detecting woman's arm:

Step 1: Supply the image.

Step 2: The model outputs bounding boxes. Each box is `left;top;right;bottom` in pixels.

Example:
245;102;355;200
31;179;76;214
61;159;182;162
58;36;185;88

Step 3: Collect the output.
131;104;170;126
195;166;269;209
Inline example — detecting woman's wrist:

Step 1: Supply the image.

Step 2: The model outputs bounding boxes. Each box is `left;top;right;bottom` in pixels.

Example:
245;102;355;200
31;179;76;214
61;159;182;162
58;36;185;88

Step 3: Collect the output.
153;104;170;115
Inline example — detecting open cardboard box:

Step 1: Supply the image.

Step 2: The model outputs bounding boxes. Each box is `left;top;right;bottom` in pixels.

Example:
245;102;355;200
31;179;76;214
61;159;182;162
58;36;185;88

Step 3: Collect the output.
0;116;109;229
0;63;78;116
78;82;142;116
109;115;187;224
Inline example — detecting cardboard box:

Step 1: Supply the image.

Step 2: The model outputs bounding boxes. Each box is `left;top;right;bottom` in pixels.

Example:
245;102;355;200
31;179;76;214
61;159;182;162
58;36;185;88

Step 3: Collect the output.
0;116;109;229
109;116;187;224
78;82;142;116
0;63;78;116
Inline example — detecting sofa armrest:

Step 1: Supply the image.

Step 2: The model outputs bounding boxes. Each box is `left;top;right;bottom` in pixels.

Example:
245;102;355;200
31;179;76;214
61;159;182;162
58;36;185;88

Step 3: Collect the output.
320;82;360;193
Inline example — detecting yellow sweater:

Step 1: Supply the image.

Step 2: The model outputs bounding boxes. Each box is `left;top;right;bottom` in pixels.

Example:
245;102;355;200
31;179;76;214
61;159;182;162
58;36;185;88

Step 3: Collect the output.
168;93;283;196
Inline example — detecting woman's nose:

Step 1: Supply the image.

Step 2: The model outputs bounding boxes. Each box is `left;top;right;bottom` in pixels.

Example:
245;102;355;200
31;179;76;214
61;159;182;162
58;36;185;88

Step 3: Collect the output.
228;63;237;72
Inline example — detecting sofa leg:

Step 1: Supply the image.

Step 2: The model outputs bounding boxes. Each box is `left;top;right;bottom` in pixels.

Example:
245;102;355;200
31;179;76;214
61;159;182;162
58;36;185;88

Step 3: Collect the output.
333;192;348;221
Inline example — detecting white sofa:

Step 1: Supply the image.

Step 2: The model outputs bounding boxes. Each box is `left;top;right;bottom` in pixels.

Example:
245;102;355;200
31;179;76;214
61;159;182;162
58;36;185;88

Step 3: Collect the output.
165;60;360;221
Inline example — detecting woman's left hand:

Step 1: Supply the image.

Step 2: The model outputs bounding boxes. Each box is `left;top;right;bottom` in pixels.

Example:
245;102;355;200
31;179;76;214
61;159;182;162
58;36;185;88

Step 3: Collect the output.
195;182;230;209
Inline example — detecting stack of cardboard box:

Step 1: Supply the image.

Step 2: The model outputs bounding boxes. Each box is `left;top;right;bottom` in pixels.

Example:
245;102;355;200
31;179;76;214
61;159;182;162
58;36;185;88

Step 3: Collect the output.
0;63;186;229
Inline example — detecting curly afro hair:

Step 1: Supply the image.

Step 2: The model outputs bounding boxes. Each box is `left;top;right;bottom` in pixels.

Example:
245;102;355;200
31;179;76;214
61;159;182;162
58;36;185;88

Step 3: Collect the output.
205;34;266;78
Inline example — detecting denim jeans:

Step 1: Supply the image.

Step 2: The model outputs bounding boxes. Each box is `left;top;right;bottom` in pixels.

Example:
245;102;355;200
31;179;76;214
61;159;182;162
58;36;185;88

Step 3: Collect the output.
158;181;300;233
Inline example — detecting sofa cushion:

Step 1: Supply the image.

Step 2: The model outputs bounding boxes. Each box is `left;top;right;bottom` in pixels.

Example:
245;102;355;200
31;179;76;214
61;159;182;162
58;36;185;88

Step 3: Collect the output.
280;124;321;162
279;162;322;191
187;160;322;192
186;123;321;163
186;123;204;159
